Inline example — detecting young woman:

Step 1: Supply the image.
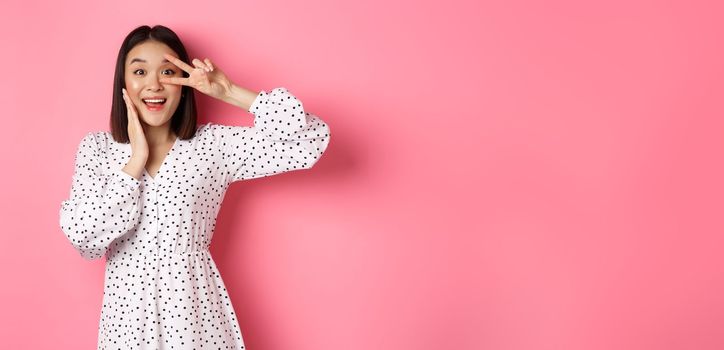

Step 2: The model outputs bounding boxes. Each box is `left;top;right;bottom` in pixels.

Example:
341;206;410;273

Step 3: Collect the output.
59;24;331;349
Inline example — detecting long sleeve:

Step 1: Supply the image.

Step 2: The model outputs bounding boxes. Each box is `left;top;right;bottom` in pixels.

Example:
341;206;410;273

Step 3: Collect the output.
211;87;331;184
59;132;143;260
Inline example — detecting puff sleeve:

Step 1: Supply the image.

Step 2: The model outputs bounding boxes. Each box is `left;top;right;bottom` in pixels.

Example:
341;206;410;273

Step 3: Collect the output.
59;132;143;260
212;87;331;184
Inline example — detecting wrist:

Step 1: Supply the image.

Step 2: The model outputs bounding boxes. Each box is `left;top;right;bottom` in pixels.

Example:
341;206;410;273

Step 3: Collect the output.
221;83;240;105
222;83;259;112
129;154;148;164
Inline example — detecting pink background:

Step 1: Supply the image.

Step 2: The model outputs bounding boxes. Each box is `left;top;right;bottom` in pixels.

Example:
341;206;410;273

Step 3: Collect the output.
1;0;724;349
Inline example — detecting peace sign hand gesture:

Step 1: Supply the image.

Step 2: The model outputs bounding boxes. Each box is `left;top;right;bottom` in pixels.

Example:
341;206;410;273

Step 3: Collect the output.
159;53;232;100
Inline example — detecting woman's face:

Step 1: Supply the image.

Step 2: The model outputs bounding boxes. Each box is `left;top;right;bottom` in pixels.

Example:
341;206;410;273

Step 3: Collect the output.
124;40;184;127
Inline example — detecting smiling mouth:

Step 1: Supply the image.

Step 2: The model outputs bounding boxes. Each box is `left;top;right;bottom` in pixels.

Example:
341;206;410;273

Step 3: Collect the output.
142;98;167;111
142;98;167;106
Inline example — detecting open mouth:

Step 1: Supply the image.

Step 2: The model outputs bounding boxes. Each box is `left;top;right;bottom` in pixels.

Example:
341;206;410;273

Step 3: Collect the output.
142;98;167;106
142;98;167;111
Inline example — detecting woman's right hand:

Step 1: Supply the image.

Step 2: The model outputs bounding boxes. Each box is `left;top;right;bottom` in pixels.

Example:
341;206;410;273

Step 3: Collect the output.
122;88;149;160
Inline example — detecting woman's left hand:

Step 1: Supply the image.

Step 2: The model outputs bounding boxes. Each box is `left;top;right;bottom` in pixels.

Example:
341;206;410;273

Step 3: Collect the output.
159;53;232;100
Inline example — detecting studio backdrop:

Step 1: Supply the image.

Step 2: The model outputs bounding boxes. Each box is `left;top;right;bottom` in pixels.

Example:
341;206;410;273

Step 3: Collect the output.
1;0;723;349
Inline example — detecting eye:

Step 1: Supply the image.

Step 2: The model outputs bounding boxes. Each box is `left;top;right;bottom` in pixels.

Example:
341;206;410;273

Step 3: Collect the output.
132;69;175;75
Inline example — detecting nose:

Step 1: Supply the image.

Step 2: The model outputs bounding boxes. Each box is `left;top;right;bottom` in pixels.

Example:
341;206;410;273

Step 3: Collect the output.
146;75;164;91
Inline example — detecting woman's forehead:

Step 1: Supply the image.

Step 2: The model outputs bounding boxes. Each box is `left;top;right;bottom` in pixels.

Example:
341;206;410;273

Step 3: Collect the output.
127;42;176;65
127;56;172;66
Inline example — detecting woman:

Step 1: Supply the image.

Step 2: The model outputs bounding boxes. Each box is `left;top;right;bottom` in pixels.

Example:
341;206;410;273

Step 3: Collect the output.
59;24;331;349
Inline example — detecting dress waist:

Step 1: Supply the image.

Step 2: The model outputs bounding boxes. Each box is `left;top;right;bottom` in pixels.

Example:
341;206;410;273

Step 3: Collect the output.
108;247;211;262
146;248;210;258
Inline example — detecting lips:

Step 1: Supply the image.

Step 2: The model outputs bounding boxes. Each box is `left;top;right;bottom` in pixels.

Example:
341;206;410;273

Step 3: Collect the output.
141;97;167;111
142;97;167;105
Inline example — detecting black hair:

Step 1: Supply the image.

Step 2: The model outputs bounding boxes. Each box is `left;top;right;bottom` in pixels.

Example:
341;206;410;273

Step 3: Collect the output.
110;24;197;142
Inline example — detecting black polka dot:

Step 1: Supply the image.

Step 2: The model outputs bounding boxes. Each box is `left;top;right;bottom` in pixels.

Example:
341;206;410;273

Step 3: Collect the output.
59;87;331;348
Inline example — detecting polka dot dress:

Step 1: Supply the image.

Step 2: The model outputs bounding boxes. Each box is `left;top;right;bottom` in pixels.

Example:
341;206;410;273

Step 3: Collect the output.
59;87;331;349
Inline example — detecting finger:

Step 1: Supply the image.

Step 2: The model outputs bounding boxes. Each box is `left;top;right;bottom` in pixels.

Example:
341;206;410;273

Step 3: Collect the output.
192;58;211;72
122;88;138;120
122;88;132;109
122;88;133;108
163;53;195;74
122;94;134;121
159;76;191;86
204;58;214;72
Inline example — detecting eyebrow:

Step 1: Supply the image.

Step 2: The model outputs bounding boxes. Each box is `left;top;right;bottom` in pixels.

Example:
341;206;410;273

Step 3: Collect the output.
129;58;171;64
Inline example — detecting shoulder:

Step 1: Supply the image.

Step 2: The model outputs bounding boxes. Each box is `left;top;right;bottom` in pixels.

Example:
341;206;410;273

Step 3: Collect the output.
191;122;236;144
85;130;116;149
193;122;220;141
195;122;214;134
74;131;125;158
74;130;105;149
68;131;107;161
198;122;252;137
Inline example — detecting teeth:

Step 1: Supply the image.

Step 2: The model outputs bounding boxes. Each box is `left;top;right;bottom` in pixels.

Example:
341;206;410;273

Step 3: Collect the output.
143;99;166;103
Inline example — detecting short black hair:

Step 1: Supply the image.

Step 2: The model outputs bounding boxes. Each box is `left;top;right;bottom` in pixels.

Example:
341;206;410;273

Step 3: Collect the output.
110;24;198;143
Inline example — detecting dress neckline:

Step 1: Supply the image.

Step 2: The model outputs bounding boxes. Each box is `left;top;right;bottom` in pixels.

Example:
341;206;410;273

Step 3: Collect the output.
144;135;180;183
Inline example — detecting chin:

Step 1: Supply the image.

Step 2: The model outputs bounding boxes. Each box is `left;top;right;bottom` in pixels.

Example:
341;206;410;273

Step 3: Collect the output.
140;114;173;126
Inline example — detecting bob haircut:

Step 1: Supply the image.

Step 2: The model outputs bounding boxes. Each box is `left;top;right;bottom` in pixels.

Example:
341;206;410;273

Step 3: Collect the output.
110;25;198;143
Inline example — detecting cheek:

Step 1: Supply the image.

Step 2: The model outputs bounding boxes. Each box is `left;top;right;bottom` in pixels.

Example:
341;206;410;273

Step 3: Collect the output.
166;85;182;94
124;79;143;93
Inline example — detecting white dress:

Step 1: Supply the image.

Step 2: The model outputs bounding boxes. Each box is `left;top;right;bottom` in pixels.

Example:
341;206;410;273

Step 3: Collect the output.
59;87;331;349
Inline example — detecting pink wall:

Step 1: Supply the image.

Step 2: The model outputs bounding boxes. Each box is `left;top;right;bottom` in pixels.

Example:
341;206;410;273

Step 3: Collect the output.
1;0;723;349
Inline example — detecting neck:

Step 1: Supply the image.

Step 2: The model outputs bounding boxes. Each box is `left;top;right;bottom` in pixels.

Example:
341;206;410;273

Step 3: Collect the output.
142;123;177;147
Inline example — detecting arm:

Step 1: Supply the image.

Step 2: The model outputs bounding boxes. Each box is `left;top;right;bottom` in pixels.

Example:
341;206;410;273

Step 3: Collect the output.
220;83;259;112
211;87;331;184
58;132;143;260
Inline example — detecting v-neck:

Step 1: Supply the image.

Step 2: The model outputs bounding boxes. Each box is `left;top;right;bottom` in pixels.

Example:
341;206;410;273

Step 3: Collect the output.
143;136;180;183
